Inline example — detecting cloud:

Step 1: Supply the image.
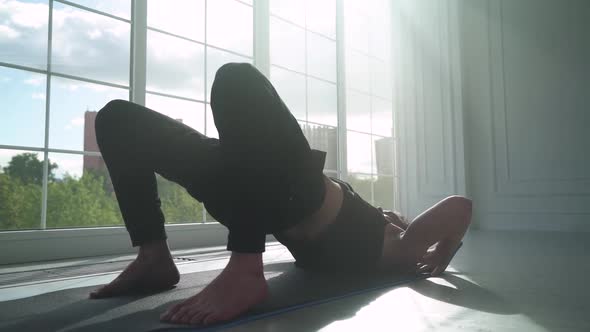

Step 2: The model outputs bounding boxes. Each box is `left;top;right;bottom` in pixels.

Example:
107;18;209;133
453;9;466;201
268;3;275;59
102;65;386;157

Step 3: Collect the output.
31;92;45;100
0;24;19;38
64;116;84;130
24;76;44;86
49;153;84;179
70;117;84;126
0;0;48;67
8;1;47;29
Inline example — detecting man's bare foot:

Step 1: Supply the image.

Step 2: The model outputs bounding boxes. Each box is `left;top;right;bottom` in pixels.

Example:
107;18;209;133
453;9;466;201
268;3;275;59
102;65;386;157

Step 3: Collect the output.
89;240;180;299
160;252;268;326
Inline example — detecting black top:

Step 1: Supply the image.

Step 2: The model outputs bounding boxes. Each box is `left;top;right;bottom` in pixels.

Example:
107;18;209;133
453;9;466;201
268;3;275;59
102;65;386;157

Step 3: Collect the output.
274;177;388;271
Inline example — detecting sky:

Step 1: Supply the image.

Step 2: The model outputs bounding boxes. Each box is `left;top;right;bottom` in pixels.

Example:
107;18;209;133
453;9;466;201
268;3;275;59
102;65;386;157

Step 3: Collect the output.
0;0;394;179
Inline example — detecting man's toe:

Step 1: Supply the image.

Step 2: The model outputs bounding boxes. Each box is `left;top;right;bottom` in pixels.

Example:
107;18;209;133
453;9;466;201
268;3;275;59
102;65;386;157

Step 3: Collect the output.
162;301;185;320
170;306;191;322
189;308;209;325
203;312;225;326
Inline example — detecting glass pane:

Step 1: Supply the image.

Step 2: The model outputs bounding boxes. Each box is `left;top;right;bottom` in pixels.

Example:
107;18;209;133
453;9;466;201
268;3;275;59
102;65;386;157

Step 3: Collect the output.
148;0;204;41
373;175;394;210
347;131;372;174
305;0;336;38
206;47;251;101
146;30;205;100
345;90;371;133
368;0;390;60
345;50;370;93
347;173;373;203
69;0;131;20
270;17;305;73
0;0;48;69
49;76;128;152
306;32;336;82
0;67;46;147
370;58;392;99
145;94;205;133
270;66;306;121
374;136;393;175
270;0;305;26
52;3;130;86
207;0;253;56
157;174;205;224
343;0;369;53
307;78;337;126
46;152;123;228
301;123;337;171
0;149;43;230
372;97;393;136
205;104;219;139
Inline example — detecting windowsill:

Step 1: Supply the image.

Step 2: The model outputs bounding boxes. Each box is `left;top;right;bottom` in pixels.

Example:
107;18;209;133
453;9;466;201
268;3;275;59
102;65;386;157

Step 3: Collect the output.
0;223;249;265
0;222;222;240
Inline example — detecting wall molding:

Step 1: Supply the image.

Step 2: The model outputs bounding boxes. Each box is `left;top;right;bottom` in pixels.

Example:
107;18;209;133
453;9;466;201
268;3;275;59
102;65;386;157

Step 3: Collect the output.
487;0;590;197
478;212;590;232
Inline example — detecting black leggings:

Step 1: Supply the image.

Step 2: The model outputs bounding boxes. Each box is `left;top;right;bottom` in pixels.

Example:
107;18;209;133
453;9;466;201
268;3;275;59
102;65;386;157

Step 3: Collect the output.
95;63;326;253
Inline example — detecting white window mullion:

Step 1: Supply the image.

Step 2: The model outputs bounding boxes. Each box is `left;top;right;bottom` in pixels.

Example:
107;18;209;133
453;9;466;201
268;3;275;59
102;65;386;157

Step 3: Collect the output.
253;0;270;76
335;0;347;181
41;0;55;230
131;0;147;105
203;0;208;223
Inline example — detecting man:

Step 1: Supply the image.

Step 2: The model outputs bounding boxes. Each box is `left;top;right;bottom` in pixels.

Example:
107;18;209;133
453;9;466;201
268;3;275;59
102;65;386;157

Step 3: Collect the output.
91;63;471;326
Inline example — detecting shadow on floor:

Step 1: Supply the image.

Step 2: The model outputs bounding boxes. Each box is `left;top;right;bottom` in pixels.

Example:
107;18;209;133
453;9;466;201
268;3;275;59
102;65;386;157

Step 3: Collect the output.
410;272;519;315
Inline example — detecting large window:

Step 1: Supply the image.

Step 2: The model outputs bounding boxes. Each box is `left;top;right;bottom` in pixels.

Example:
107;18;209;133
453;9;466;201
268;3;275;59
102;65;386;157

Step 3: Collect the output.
0;0;395;232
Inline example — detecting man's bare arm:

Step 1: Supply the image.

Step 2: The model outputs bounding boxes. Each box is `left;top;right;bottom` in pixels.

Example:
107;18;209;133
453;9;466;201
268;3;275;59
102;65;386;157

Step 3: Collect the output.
399;196;472;274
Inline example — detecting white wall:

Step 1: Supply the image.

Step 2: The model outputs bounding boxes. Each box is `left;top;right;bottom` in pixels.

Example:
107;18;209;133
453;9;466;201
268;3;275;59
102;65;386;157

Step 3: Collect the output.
459;0;590;231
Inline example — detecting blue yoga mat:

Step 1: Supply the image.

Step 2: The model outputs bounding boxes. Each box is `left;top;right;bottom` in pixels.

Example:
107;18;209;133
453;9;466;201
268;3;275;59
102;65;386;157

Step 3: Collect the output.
157;242;464;332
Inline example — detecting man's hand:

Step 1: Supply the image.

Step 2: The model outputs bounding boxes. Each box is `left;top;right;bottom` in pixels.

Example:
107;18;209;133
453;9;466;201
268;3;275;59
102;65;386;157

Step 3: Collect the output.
415;238;461;276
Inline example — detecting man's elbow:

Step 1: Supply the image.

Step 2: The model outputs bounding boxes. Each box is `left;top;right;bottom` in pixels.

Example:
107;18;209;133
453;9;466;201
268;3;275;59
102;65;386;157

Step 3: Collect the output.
444;195;472;226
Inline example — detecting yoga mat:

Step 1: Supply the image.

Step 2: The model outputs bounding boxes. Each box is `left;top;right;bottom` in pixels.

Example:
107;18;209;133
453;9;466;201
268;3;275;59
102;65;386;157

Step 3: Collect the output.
0;263;421;332
0;244;461;332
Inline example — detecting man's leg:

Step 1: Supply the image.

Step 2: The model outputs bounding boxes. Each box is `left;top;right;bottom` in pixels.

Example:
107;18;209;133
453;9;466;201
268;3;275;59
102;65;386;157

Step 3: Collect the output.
161;63;313;326
90;99;222;298
211;62;315;250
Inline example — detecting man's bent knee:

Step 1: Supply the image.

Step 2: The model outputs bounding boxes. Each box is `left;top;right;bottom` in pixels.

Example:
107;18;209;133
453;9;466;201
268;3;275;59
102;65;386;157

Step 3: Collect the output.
213;63;263;91
442;195;473;224
216;62;256;79
95;99;131;143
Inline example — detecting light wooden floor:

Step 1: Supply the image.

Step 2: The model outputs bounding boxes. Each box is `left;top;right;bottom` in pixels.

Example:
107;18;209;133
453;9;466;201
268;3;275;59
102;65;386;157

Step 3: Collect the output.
1;230;588;332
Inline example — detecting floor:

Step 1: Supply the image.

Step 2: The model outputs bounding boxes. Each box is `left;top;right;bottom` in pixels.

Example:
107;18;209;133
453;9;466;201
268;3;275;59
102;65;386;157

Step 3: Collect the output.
0;230;588;332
